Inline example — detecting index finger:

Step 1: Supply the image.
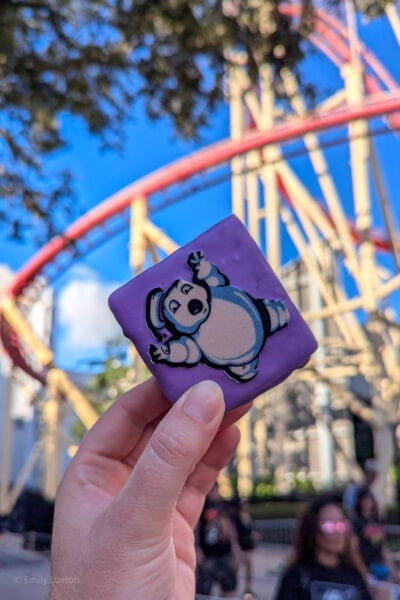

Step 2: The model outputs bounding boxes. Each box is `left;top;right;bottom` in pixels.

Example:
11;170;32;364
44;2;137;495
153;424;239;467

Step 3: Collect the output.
78;377;169;460
78;377;252;462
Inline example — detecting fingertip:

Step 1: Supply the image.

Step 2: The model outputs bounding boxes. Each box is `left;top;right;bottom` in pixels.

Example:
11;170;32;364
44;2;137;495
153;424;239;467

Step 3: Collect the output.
222;422;241;451
180;380;225;425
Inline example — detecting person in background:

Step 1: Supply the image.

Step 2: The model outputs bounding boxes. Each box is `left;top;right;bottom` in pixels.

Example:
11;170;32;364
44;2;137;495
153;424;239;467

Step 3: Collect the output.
343;459;379;519
230;497;258;600
274;494;372;600
196;482;241;598
353;486;400;584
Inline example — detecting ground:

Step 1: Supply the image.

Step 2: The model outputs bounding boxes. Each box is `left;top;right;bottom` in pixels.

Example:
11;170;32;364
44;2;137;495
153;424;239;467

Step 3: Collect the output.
3;534;398;599
0;532;289;600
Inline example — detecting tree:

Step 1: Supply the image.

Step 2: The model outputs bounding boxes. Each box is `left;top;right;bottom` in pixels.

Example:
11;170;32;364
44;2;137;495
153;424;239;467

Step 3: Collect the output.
1;0;132;240
71;341;133;442
1;0;392;241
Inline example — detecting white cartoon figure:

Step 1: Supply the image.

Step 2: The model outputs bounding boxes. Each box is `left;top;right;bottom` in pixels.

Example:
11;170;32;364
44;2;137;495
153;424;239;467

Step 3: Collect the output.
146;251;289;382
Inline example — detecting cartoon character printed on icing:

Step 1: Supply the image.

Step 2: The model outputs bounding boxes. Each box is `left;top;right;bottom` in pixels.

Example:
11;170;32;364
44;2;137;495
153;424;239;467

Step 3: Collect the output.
146;251;290;382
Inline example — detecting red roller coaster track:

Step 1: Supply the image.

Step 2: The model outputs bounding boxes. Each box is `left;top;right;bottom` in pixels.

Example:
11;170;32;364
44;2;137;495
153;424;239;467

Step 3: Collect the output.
8;92;400;298
2;7;400;383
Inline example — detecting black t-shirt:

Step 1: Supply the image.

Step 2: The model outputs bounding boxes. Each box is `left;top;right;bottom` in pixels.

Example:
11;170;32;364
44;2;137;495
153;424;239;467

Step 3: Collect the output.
198;502;232;559
353;517;385;567
275;562;372;600
232;513;255;551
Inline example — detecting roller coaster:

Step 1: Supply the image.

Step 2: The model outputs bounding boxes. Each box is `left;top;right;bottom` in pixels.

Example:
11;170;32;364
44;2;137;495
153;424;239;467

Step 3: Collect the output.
1;4;400;510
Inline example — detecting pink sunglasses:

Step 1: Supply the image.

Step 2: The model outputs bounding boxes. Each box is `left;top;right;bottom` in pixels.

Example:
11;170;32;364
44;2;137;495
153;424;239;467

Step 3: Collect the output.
319;520;351;534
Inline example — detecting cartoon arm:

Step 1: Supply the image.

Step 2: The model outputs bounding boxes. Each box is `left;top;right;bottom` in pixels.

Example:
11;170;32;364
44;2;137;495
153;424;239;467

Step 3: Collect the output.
187;251;229;287
149;335;202;366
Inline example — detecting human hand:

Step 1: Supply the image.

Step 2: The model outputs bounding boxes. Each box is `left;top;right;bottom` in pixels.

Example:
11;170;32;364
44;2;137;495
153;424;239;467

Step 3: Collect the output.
50;378;246;600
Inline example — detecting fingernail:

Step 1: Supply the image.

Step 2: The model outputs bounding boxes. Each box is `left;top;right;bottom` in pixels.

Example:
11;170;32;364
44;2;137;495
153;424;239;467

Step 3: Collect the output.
182;380;223;424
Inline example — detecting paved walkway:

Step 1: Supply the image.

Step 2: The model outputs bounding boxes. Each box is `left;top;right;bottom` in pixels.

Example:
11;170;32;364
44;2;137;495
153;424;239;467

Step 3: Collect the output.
0;534;50;600
234;544;290;600
0;533;290;600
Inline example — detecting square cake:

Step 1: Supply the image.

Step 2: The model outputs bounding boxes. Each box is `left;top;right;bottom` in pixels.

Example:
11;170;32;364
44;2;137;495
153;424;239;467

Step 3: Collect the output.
108;215;318;411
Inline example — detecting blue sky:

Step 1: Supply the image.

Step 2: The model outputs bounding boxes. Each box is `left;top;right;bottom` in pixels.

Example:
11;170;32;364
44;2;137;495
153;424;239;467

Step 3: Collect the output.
1;11;399;371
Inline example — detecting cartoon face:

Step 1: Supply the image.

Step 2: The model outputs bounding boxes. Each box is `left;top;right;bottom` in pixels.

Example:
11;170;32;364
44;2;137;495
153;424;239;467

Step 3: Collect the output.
145;252;290;382
163;279;210;334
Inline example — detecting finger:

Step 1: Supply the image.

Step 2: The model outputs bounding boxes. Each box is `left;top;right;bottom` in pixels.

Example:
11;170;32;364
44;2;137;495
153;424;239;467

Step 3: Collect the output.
221;401;252;428
111;380;225;534
176;423;240;529
78;377;169;460
120;397;252;470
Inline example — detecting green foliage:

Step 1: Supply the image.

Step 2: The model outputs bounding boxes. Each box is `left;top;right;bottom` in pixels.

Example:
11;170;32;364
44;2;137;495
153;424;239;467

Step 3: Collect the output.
85;356;131;404
0;0;133;240
0;0;313;241
72;341;133;441
119;0;314;136
253;475;277;499
249;500;306;520
1;0;392;240
354;0;394;18
292;472;316;494
251;472;315;500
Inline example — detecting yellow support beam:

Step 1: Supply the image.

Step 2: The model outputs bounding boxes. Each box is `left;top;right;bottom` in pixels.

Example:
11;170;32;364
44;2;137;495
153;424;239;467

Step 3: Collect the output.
1;297;53;366
229;66;246;224
260;64;281;275
130;196;148;275
51;368;99;431
236;411;253;497
281;68;360;279
142;220;179;256
386;3;400;45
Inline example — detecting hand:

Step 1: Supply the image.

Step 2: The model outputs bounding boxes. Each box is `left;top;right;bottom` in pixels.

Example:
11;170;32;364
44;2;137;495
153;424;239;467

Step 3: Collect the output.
149;343;169;362
187;250;204;269
50;378;248;600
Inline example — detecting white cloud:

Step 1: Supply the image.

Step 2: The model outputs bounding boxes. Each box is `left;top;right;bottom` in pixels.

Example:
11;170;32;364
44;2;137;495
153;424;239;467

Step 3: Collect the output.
58;267;123;352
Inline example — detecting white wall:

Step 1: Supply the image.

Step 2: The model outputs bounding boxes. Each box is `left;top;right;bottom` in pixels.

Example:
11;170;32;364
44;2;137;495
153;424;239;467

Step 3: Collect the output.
0;267;53;494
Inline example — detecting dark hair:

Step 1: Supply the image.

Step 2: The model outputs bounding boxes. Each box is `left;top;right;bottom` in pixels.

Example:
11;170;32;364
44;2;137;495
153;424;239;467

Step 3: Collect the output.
289;494;367;579
291;494;341;566
355;486;379;520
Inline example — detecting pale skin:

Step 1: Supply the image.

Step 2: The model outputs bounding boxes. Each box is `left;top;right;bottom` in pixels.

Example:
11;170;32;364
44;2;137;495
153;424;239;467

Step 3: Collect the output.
50;378;249;600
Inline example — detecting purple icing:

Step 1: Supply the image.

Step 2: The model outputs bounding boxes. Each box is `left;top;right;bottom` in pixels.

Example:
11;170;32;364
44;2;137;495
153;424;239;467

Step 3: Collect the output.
108;215;318;412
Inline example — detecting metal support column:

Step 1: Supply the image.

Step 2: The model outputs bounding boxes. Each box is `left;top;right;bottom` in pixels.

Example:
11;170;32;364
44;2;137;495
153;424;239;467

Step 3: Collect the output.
42;369;62;500
229;65;246;224
310;263;334;488
236;411;254;497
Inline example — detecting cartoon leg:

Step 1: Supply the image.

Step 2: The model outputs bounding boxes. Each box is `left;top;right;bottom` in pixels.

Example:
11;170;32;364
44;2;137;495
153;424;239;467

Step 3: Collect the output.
227;358;259;382
264;299;289;333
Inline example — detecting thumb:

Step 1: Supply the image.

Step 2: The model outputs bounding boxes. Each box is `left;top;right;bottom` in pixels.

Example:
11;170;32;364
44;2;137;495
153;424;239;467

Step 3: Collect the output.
113;380;225;533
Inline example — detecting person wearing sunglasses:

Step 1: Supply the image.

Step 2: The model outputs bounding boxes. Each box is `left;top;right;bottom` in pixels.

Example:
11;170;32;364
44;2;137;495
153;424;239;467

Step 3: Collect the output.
274;494;372;599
